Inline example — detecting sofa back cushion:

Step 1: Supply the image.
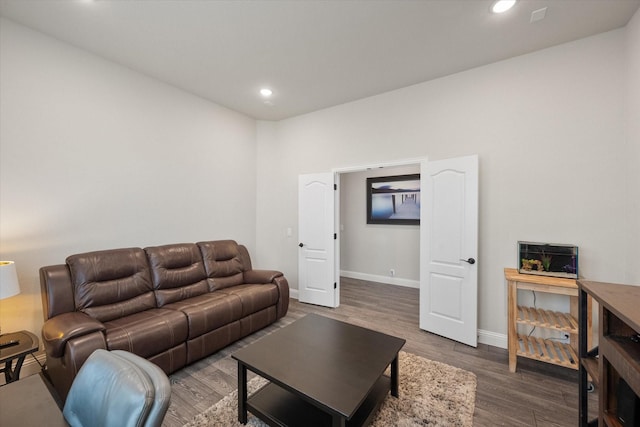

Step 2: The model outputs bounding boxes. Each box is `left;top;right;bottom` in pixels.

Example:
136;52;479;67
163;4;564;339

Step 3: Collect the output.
197;240;246;290
67;248;156;322
145;243;208;306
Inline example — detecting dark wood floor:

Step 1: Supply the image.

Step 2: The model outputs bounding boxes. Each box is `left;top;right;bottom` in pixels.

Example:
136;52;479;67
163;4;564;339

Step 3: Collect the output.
162;277;595;426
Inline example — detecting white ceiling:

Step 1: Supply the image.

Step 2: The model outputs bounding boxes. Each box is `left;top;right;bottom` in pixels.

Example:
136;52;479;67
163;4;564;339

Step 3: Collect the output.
1;0;638;121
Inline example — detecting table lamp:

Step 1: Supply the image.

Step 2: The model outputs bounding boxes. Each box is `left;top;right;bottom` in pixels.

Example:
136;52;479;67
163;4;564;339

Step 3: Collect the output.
0;261;21;348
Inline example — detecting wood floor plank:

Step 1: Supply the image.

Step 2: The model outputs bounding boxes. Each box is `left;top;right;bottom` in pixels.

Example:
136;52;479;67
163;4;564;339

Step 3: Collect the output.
161;277;583;426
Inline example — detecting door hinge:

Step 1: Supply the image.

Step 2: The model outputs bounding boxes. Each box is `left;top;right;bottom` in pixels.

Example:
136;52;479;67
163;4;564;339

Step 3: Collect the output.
334;233;337;239
334;282;337;289
334;184;337;190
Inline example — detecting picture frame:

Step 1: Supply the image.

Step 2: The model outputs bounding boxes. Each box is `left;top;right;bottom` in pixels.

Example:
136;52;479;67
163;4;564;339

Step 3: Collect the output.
366;174;420;225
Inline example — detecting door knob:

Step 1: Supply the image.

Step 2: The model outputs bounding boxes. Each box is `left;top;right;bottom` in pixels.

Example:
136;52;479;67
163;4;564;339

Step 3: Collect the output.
460;257;476;265
299;243;304;248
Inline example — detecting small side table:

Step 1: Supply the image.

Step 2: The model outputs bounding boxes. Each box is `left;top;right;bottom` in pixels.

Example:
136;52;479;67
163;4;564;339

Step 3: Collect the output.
0;330;39;384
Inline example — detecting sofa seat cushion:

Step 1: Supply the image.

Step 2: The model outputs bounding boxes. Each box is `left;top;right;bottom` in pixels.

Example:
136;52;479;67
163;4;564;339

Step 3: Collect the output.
163;293;243;339
104;308;188;358
219;284;279;317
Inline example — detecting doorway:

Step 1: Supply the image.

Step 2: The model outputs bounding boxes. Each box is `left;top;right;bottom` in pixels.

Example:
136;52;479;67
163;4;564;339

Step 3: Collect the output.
337;163;421;291
298;155;479;347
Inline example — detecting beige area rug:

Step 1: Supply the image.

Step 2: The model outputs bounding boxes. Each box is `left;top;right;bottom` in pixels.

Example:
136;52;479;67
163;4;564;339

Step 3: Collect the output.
183;351;476;427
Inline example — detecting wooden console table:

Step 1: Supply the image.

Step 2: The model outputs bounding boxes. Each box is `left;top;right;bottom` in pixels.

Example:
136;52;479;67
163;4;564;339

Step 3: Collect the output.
578;280;640;427
506;268;591;373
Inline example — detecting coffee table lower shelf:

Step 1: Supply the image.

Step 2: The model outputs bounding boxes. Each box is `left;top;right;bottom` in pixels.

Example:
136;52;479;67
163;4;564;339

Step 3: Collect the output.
247;375;391;427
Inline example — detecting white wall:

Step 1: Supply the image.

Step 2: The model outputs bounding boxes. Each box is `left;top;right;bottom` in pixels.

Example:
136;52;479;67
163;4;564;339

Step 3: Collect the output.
1;9;638;351
0;19;257;337
625;9;640;285
256;27;634;341
339;165;420;287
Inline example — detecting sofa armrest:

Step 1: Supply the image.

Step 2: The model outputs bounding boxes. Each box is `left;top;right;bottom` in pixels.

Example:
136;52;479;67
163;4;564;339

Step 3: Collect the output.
42;312;106;358
273;275;289;319
243;269;289;318
243;269;283;284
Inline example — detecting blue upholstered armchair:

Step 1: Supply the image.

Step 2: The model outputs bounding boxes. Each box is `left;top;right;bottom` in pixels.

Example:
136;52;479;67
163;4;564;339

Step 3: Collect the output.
63;349;171;427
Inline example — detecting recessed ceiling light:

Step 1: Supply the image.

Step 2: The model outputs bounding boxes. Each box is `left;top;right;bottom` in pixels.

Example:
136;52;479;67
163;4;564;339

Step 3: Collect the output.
260;88;273;98
491;0;516;14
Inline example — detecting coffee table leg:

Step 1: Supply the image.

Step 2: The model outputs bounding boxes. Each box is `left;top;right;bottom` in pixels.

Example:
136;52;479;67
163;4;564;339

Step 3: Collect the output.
391;354;399;397
238;362;248;424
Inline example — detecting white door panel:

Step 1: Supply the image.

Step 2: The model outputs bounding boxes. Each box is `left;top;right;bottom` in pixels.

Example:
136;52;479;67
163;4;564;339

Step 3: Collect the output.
298;173;337;307
429;274;463;321
420;155;478;347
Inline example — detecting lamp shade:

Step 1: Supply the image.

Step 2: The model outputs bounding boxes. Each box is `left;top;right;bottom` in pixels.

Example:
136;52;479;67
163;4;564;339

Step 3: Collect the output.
0;261;21;300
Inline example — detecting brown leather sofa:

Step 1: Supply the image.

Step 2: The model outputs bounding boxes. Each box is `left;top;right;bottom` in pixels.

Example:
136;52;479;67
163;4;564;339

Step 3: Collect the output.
39;240;289;401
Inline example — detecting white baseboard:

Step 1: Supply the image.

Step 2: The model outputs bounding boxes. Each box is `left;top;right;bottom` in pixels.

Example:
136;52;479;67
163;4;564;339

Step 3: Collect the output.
340;270;419;289
478;329;508;349
290;289;299;300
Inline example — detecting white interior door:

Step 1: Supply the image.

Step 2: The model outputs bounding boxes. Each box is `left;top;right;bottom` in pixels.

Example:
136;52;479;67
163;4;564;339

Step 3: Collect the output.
420;155;479;347
298;173;337;307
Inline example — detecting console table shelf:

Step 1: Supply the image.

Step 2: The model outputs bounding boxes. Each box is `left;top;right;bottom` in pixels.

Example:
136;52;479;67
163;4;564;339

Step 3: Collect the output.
506;268;591;373
516;334;579;369
578;280;640;427
517;306;579;332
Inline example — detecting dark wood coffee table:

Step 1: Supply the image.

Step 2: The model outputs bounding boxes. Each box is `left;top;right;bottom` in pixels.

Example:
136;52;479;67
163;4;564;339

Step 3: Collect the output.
232;313;405;427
